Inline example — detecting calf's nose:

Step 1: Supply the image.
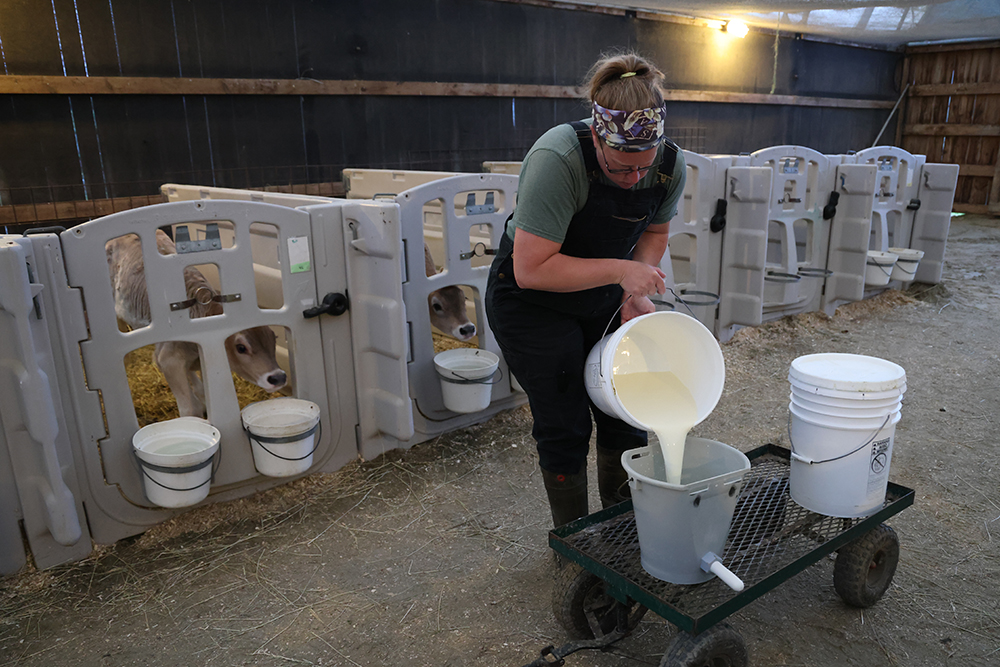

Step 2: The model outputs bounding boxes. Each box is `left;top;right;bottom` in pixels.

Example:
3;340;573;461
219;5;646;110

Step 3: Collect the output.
266;370;287;389
458;324;476;339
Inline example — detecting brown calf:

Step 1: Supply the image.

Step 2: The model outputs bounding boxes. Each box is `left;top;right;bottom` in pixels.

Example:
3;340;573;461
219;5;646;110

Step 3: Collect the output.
424;243;476;341
107;230;287;418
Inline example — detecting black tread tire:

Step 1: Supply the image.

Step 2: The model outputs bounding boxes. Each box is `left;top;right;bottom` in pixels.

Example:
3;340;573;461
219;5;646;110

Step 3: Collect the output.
834;523;900;608
552;562;647;639
660;623;749;667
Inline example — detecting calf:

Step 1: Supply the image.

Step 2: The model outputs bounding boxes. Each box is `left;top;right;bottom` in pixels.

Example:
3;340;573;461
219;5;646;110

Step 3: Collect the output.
107;230;287;418
424;243;476;341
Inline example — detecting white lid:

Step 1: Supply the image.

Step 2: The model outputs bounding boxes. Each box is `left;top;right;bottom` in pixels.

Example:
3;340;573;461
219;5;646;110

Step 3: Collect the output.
789;353;905;394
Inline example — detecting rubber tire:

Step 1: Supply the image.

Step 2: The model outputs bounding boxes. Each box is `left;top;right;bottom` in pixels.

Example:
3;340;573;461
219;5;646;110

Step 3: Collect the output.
552;562;647;639
834;523;900;608
660;623;749;667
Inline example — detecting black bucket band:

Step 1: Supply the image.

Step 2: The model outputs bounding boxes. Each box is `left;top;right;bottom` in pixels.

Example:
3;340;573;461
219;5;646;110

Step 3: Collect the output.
133;447;220;493
246;419;322;463
438;367;502;386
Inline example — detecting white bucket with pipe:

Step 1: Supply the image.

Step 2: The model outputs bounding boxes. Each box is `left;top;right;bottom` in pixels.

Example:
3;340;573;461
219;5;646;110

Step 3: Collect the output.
242;398;321;477
787;353;906;518
434;348;500;413
623;438;749;585
132;417;220;508
888;247;925;282
864;250;898;287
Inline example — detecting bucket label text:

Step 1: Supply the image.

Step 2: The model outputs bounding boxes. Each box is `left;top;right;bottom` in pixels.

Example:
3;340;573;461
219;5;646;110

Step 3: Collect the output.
867;436;892;494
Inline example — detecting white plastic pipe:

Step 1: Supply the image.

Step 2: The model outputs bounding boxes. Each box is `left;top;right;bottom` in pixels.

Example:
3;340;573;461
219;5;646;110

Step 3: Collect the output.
700;551;744;592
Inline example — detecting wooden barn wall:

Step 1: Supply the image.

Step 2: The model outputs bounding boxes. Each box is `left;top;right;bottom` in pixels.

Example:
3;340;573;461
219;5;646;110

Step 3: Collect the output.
900;41;1000;215
0;0;902;226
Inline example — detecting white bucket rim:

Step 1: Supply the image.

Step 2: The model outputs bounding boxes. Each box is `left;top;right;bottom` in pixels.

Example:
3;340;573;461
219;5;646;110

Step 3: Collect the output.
790;399;901;424
132;417;221;468
241;397;321;439
433;348;500;382
888;247;925;262
621;438;749;490
608;311;725;427
866;250;899;266
789;353;906;394
790;391;902;413
790;403;901;430
789;375;905;401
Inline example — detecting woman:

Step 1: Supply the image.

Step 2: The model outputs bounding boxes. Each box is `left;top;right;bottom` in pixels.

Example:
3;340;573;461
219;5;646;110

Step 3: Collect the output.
486;52;687;528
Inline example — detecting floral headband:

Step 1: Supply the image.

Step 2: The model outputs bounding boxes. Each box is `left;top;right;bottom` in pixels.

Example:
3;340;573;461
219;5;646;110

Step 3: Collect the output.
592;101;667;152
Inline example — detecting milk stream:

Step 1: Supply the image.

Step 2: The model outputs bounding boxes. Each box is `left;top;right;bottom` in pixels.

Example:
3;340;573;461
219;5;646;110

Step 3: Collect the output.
614;371;698;485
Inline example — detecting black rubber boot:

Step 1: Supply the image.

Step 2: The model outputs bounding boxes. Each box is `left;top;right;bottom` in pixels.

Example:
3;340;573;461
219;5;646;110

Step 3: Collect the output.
541;468;589;528
596;446;631;509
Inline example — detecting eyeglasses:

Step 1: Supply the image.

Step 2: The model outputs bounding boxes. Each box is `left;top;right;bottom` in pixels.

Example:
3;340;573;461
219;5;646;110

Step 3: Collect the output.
599;142;660;175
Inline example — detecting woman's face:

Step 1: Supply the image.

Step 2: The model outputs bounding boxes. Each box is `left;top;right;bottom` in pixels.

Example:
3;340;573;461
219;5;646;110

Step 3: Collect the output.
590;128;659;189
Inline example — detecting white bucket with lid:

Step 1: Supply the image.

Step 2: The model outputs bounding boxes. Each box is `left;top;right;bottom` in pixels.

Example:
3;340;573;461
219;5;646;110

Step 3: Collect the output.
864;250;898;286
888;247;925;282
623;438;750;584
787;353;906;518
584;311;724;431
242;397;321;477
434;348;500;413
132;417;220;508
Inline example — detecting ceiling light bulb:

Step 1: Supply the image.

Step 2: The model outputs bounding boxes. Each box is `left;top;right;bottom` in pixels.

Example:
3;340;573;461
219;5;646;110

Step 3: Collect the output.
726;20;749;38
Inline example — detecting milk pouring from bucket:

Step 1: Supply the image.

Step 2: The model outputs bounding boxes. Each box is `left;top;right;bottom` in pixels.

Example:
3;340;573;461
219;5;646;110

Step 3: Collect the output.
585;311;749;590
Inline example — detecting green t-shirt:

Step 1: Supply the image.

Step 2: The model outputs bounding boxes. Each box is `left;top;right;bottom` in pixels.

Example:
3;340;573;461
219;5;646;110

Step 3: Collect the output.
507;119;687;243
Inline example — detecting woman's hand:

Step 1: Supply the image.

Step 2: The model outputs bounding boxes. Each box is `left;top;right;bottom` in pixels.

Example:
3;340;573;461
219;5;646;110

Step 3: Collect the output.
618;260;666;300
621;294;656;323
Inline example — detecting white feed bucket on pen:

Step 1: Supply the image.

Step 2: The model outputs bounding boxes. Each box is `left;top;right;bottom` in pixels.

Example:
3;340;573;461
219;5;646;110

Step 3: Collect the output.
864;250;899;287
788;353;906;518
132;417;220;508
888;247;925;283
434;348;500;413
241;398;321;477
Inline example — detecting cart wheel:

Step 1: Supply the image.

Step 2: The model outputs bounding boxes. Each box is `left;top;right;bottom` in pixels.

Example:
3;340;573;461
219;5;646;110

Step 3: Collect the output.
834;523;899;608
552;562;647;639
660;623;748;667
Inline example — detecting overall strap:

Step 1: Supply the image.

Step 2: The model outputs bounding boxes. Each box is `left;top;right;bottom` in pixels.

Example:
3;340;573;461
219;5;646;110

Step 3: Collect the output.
655;138;680;187
569;121;602;180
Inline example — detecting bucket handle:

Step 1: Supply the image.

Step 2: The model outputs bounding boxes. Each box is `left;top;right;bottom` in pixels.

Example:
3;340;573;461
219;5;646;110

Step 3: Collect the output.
787;412;891;465
245;419;322;463
439;366;504;386
866;259;895;278
132;446;222;494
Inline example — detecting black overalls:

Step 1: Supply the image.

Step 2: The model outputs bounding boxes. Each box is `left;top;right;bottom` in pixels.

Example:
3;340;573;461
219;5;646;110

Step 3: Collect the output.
485;122;679;475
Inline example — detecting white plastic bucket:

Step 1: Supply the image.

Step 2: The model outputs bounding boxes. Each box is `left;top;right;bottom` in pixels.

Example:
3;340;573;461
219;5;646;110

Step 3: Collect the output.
434;348;500;413
888;247;925;282
241;398;321;477
584;312;724;431
787;353;906;518
864;250;898;286
789;408;901;518
132;417;220;508
623;438;750;584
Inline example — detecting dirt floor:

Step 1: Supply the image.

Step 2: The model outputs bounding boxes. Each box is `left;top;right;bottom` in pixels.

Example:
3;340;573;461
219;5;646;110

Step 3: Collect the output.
3;214;1000;667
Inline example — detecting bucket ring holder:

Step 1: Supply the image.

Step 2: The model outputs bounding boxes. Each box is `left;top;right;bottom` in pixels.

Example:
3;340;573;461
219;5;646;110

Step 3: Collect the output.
796;266;834;279
438;363;504;386
866;258;896;279
786;411;892;465
131;445;222;495
244;419;323;466
764;270;801;283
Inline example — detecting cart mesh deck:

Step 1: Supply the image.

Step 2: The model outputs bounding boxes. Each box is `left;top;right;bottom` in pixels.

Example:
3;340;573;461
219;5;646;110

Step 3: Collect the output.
550;444;914;634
